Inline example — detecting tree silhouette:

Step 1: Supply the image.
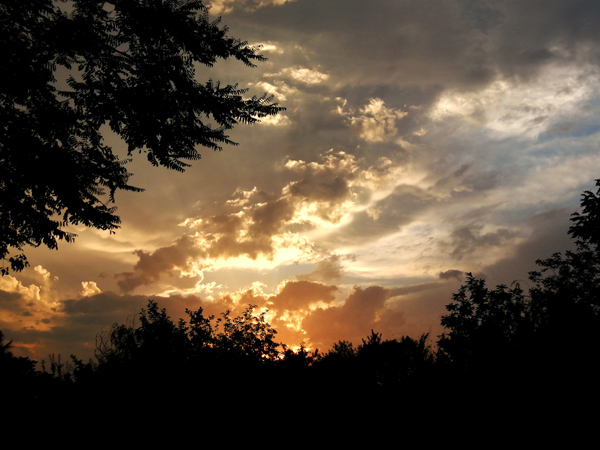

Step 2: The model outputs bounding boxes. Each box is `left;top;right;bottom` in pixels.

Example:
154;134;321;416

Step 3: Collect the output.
0;331;36;381
437;180;600;400
0;330;46;408
437;275;530;373
314;330;435;404
93;300;283;378
0;0;284;274
213;305;281;361
3;181;600;414
569;179;600;249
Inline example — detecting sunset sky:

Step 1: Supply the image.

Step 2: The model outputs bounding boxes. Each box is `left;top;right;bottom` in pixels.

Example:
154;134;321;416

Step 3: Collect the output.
3;0;600;362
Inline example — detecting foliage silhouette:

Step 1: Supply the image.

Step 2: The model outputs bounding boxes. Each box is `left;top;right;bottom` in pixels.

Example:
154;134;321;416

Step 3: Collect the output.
315;331;435;403
437;275;531;373
0;0;284;274
0;330;68;409
92;301;283;391
2;180;600;414
213;305;281;361
569;179;600;248
0;330;37;394
437;180;600;400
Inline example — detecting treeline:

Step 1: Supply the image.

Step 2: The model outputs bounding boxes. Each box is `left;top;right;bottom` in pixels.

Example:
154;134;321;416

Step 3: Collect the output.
2;181;600;413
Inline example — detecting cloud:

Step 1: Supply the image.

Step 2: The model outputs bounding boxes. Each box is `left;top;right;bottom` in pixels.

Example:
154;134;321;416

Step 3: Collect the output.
284;150;358;213
346;98;408;143
296;253;345;282
285;67;329;84
207;0;296;14
80;281;102;297
438;269;464;281
225;0;600;91
114;149;393;293
116;235;208;292
301;285;402;349
0;266;62;334
6;0;600;365
428;64;600;139
269;279;337;312
443;225;520;260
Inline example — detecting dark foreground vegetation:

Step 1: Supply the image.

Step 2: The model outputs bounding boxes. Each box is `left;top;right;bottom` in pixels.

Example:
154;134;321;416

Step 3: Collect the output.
2;181;600;417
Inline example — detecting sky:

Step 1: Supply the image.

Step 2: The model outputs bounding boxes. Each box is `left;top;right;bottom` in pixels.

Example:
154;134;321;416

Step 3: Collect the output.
3;0;600;362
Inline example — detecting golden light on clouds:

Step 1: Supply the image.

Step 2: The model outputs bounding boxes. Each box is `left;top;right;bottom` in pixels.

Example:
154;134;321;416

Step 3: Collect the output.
207;0;296;14
80;281;102;297
346;98;409;143
4;0;600;361
0;268;62;332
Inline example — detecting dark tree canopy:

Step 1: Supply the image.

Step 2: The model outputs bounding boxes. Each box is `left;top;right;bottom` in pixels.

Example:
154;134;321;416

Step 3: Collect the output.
437;179;600;397
569;179;600;249
0;0;283;274
3;182;600;418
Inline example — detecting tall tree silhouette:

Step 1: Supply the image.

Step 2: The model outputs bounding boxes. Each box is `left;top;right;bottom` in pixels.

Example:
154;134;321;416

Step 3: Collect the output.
437;179;600;399
569;179;600;249
0;330;41;407
0;0;284;274
526;180;600;383
437;275;531;380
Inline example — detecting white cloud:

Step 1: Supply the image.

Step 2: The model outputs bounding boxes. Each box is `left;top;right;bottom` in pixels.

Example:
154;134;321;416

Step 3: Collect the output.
259;113;291;126
253;80;294;101
428;63;600;139
288;67;329;84
253;42;284;54
265;66;330;85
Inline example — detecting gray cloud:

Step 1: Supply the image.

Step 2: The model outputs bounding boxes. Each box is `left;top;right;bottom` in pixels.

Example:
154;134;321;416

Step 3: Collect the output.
114;150;370;292
224;0;600;92
444;225;520;260
296;253;345;282
438;269;464;281
116;235;207;292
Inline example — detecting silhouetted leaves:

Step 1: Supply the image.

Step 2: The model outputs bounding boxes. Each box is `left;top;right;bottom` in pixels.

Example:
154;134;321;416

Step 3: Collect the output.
3;180;600;416
437;181;600;401
569;179;600;248
0;0;284;273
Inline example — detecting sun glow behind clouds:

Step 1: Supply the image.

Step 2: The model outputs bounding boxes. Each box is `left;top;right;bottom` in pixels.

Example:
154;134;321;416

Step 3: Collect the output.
6;0;600;362
0;267;62;331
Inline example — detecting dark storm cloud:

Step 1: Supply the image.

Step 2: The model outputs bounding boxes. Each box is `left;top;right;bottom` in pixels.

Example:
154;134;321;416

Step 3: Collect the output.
116;235;207;292
7;292;219;362
0;290;22;308
223;0;600;91
444;224;519;260
1;291;151;361
439;269;464;281
482;208;576;285
61;291;150;323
